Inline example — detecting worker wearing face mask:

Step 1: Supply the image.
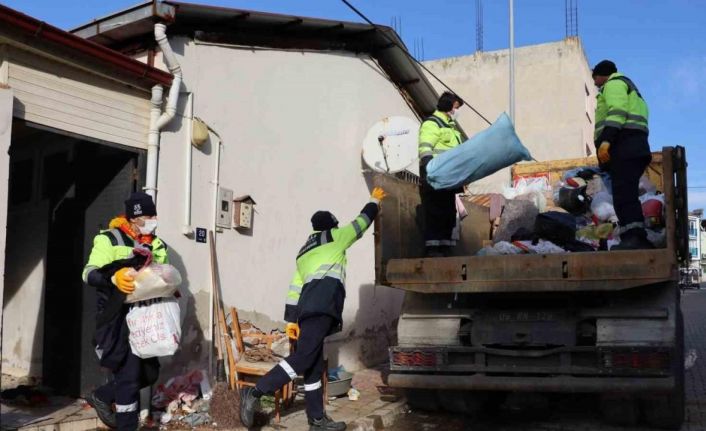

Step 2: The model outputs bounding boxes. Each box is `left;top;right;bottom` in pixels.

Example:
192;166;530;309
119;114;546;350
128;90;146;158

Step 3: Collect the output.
82;192;169;431
418;91;464;257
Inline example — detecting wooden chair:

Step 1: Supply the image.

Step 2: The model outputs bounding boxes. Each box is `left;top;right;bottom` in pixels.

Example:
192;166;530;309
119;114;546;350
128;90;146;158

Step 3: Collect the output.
229;307;293;423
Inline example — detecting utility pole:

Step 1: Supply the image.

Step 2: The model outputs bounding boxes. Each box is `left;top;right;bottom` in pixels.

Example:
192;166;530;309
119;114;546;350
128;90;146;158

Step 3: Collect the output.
509;0;515;124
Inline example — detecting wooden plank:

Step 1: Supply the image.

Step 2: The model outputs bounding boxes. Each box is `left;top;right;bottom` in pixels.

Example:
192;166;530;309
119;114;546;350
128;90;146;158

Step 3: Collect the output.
230;307;245;354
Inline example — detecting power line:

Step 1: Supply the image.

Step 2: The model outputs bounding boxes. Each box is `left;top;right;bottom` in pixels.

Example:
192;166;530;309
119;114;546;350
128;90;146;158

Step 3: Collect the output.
340;0;492;125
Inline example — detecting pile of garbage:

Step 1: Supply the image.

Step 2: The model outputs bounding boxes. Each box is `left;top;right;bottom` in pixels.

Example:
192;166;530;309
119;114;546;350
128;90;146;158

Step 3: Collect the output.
238;320;290;362
477;167;665;255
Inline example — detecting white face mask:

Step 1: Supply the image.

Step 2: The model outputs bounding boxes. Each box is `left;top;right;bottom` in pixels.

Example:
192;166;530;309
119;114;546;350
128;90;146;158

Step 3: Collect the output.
450;110;459;120
139;219;158;235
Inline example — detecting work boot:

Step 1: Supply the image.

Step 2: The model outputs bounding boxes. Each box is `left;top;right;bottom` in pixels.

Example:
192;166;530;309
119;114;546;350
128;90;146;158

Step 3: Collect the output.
308;414;347;431
239;387;261;428
611;228;654;251
85;391;116;429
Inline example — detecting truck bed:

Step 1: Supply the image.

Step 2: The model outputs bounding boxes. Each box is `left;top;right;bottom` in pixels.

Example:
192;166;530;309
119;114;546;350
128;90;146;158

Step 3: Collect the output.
375;148;688;293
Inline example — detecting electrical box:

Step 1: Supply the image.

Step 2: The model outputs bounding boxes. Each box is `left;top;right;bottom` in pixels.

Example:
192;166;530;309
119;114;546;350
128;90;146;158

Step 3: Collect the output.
216;187;233;229
233;195;256;229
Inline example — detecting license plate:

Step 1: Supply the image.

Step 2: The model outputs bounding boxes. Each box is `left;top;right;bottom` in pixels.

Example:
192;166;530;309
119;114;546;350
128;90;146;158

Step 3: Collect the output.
494;311;558;322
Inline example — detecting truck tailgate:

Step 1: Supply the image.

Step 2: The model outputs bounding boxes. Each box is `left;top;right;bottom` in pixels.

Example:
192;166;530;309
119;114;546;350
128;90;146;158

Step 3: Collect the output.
385;249;676;293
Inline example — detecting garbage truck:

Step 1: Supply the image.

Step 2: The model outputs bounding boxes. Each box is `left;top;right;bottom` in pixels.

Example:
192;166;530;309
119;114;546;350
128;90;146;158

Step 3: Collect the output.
375;147;688;429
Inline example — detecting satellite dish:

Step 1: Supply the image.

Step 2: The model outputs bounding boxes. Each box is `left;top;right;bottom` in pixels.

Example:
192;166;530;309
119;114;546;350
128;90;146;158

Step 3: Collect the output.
362;116;420;174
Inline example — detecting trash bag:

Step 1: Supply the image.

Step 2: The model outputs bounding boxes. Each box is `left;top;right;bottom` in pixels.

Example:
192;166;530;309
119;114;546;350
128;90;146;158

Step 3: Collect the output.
534;211;576;246
558;186;591;214
493;200;539;243
426;113;532;190
641;193;665;229
590;191;617;222
125;263;182;303
126;298;181;358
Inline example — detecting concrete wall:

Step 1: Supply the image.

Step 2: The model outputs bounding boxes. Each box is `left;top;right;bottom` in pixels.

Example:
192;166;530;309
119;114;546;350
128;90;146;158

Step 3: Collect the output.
423;38;597;193
154;38;408;373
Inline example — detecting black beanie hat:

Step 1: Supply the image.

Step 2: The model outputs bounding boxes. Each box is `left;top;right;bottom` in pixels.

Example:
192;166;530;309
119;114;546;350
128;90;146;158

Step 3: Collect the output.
311;211;338;231
592;60;617;78
125;192;157;219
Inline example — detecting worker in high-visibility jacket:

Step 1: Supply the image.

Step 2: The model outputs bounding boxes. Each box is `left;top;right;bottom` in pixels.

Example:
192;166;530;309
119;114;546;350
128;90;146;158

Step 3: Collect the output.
240;187;387;431
82;192;168;431
418;91;464;257
592;60;653;250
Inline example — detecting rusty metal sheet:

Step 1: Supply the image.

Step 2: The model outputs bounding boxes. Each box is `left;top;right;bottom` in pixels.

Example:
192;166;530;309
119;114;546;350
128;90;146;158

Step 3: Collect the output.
385;249;677;293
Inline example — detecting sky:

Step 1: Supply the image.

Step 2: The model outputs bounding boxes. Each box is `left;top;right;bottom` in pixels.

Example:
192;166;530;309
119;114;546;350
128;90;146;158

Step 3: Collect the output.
5;0;706;209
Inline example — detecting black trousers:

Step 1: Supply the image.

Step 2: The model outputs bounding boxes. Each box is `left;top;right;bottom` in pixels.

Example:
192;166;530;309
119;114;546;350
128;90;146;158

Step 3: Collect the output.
256;315;334;420
610;154;652;229
95;352;156;431
419;162;457;247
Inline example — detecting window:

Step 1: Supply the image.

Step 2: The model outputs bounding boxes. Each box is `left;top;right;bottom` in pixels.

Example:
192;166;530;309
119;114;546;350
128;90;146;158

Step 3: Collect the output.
691;247;699;260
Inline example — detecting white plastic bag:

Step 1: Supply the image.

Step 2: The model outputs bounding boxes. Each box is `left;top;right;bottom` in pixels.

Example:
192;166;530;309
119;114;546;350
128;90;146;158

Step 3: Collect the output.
126;263;182;303
126;298;181;358
590;191;617;222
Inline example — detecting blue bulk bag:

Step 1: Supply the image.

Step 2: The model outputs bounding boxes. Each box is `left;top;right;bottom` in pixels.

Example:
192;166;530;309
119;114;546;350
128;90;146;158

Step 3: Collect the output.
426;113;532;190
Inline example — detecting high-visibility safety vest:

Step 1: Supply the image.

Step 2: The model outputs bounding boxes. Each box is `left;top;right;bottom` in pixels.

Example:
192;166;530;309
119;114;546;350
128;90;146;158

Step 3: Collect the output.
82;228;168;370
418;110;462;160
594;73;649;142
83;228;168;282
284;200;380;333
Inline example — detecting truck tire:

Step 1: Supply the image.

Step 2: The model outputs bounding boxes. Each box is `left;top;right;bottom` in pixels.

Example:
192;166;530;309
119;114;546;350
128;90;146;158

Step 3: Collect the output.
600;394;639;427
641;309;685;429
405;389;439;411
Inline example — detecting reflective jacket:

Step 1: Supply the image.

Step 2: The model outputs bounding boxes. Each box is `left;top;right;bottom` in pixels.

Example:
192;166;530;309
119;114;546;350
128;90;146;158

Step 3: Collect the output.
418;110;462;161
83;228;168;370
595;73;649;146
284;199;380;333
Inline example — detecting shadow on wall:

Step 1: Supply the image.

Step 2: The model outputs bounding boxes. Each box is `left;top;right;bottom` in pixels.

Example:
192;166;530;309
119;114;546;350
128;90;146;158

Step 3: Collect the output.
326;283;403;371
157;247;210;381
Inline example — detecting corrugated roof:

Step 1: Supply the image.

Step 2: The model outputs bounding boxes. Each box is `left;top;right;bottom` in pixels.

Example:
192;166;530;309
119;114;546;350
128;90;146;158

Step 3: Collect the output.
0;3;172;89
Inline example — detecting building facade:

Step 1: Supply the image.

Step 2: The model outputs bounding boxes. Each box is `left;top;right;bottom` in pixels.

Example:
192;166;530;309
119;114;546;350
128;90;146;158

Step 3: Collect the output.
423;39;597;193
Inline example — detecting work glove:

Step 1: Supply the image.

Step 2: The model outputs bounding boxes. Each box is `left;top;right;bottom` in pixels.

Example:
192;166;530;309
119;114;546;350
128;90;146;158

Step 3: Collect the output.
111;267;135;294
597;141;611;164
371;187;387;202
285;322;300;340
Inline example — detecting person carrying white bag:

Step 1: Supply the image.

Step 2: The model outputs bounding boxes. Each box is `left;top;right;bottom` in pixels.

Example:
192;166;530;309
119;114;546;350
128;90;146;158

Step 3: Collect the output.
82;192;181;431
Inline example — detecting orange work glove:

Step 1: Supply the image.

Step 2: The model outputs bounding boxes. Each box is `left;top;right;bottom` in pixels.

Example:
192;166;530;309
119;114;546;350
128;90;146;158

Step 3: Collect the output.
371;187;387;202
112;267;135;294
285;322;300;340
597;141;611;164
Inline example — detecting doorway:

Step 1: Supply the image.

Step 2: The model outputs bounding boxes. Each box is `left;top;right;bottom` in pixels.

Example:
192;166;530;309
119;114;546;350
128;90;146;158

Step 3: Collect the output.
2;120;145;397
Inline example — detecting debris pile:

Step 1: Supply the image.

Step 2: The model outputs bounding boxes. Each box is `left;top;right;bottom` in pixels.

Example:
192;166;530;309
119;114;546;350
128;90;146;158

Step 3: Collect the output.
476;168;666;255
237;320;290;362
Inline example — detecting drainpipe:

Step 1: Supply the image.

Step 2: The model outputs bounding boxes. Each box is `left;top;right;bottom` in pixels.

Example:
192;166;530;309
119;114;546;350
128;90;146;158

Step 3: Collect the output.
145;23;183;200
183;93;194;236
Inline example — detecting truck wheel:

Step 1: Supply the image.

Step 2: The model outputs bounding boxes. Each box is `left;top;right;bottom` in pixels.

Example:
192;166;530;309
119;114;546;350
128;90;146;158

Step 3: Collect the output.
438;390;470;414
641;310;685;429
600;394;639;427
405;389;439;411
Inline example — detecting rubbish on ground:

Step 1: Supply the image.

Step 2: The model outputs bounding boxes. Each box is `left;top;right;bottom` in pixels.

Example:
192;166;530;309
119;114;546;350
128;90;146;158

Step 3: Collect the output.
0;385;49;406
347;388;361;401
426;113;532;190
686;349;698;370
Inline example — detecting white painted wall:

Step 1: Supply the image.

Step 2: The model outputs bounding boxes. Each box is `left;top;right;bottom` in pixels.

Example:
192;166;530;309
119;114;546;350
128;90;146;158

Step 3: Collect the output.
155;38;409;372
424;38;597;193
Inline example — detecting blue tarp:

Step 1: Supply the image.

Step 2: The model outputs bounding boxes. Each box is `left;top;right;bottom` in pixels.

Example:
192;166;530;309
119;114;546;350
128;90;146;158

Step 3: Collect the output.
426;113;532;190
